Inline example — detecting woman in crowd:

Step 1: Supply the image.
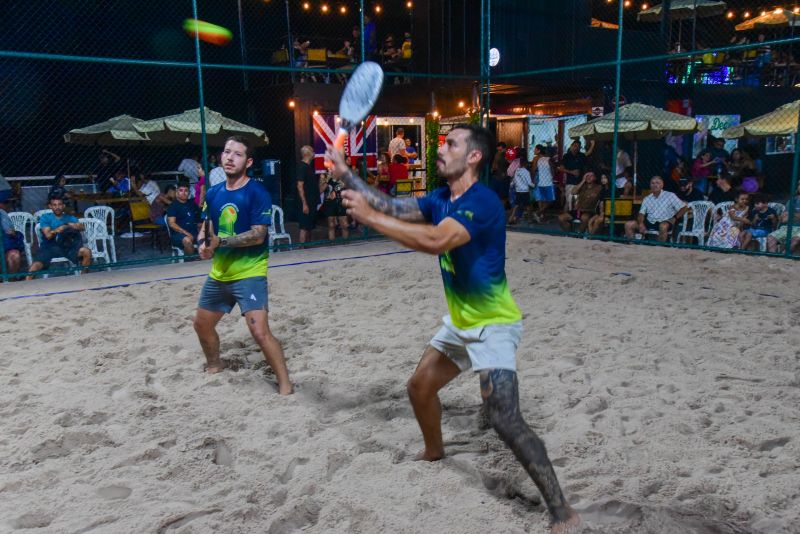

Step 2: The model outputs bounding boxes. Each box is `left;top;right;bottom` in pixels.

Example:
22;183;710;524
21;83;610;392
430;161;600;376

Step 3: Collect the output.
587;174;612;235
707;191;750;249
507;152;533;225
767;183;800;254
691;150;715;194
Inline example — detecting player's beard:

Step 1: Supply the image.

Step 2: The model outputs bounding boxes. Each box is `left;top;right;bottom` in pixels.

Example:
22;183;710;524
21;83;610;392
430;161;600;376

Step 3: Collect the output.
437;156;468;181
224;161;247;179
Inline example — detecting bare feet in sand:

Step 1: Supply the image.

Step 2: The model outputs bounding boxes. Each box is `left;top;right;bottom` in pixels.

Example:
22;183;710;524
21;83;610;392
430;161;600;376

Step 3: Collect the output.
277;382;294;396
204;360;226;374
413;449;444;462
550;507;581;534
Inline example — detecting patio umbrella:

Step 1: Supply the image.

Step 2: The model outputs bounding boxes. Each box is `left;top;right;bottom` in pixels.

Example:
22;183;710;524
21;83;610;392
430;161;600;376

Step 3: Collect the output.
63;114;150;145
638;1;727;51
569;103;697;197
720;99;800;138
735;9;800;32
134;107;269;147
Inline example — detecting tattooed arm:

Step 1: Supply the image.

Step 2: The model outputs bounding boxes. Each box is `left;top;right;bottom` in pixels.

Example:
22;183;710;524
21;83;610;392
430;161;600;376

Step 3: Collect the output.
218;225;268;248
326;147;424;222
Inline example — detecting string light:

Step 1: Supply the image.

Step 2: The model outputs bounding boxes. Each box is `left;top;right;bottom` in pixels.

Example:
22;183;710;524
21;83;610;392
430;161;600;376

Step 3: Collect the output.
288;99;296;109
406;1;413;8
457;101;465;109
760;10;767;16
795;7;800;14
624;0;631;7
321;4;329;13
312;110;318;116
374;4;382;13
641;3;648;10
302;1;310;10
743;11;751;18
727;10;734;19
432;111;439;118
339;5;346;13
775;8;783;14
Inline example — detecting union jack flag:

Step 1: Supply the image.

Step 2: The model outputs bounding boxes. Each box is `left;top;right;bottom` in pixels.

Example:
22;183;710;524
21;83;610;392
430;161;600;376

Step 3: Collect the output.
312;113;378;174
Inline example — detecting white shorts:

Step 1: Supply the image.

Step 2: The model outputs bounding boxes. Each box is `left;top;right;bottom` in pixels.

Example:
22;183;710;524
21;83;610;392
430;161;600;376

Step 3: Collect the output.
429;316;523;372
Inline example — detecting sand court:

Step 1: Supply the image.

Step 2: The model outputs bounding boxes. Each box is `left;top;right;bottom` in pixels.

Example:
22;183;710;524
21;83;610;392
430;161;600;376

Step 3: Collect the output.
1;234;799;533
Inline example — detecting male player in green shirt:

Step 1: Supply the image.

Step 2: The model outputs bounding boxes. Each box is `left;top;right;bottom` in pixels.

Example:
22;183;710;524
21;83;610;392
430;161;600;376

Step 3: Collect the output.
194;136;293;395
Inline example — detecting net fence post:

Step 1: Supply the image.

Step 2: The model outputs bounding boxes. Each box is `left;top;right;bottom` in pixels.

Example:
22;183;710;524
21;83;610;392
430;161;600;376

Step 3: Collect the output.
784;126;800;258
609;0;625;239
0;224;7;282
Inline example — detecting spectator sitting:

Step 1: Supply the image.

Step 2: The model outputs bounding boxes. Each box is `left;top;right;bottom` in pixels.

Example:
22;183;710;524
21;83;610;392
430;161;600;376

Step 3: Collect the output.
587;173;613;235
727;148;756;183
107;168;131;195
625;176;688;242
767;184;800;253
381;35;400;73
133;174;162;206
403;138;418;163
615;147;633;196
707;192;750;249
708;173;738;205
0;192;25;276
387;154;409;195
740;194;778;250
167;182;202;255
49;174;70;201
377;151;392;193
150;184;176;226
27;196;91;279
91;149;121;193
558;171;602;233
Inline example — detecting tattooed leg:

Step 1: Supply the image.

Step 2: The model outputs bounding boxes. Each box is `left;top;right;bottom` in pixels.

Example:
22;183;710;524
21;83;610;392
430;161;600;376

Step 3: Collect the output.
480;369;579;531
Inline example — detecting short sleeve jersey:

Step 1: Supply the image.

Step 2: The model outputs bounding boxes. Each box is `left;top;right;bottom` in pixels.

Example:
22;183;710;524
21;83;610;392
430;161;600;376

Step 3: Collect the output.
167;200;201;233
205;179;272;282
417;183;522;330
39;212;78;245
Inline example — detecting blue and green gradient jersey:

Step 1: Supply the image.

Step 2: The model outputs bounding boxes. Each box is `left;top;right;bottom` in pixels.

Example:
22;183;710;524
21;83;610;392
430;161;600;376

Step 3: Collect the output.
417;183;522;329
205;179;272;282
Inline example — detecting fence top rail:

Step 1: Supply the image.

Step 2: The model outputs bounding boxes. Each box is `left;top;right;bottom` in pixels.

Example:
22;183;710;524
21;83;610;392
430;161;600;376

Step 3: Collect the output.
6;171;186;182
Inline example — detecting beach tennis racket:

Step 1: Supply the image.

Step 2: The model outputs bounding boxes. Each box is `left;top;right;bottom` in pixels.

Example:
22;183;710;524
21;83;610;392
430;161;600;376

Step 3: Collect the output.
332;61;384;153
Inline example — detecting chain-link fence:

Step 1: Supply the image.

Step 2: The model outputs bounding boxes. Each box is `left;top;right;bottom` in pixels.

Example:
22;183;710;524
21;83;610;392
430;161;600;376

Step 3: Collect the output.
1;0;799;282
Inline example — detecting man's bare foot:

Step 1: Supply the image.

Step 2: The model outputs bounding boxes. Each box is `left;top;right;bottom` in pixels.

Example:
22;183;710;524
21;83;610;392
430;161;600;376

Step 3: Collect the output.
277;382;294;396
204;360;226;374
550;507;581;534
413;449;444;462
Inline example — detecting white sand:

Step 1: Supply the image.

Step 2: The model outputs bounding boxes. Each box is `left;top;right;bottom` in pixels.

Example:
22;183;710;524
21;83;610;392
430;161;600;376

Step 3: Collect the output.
1;235;799;533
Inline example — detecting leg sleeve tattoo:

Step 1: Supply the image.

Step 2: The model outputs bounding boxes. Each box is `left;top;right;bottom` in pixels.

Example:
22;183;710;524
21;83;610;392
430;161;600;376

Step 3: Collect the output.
480;369;570;521
340;169;425;222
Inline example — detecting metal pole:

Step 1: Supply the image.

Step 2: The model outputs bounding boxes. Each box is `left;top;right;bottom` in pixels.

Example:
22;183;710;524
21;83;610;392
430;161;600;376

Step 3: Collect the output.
609;0;624;237
360;0;365;63
237;0;249;92
784;122;800;257
485;0;491;127
479;0;485;125
0;221;7;282
286;0;295;83
191;0;209;175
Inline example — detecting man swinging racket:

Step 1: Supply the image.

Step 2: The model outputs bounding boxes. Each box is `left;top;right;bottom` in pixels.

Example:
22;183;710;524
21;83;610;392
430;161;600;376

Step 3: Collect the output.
327;124;579;533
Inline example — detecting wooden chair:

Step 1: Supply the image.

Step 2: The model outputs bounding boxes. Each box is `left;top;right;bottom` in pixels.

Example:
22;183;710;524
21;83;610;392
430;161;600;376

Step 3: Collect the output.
128;201;165;253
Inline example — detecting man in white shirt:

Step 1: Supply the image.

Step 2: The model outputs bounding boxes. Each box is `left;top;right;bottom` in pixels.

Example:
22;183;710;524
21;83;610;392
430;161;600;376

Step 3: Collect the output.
388;128;406;159
625;176;688;242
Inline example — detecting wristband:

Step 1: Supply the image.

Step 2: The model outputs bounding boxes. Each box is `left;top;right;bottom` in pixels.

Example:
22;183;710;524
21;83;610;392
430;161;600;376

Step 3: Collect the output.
219;237;229;247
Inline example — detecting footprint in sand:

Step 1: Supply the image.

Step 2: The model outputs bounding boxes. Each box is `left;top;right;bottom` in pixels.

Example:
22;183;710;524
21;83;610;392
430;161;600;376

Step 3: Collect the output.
97;485;132;500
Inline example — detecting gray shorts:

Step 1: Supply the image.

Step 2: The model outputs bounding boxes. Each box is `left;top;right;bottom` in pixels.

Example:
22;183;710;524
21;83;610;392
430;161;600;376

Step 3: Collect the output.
198;276;268;315
429;316;523;372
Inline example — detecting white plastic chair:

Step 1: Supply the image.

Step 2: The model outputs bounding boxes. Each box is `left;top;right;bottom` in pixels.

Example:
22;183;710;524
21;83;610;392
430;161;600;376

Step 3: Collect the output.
678;200;714;245
34;223;79;278
84;206;116;262
33;209;53;223
79;218;111;269
268;205;292;252
8;212;34;266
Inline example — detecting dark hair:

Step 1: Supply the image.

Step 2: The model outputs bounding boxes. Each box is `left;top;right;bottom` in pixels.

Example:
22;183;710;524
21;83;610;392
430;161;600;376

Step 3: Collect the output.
497;142;506;149
752;193;770;204
225;135;253;159
177;180;191;190
395;127;404;136
164;184;177;193
392;154;407;164
53;173;66;186
452;124;493;168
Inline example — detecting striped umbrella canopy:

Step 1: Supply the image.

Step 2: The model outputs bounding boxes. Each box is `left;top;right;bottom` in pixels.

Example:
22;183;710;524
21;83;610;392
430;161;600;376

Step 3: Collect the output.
637;0;727;22
134;107;269;147
63;114;150;145
721;100;800;138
